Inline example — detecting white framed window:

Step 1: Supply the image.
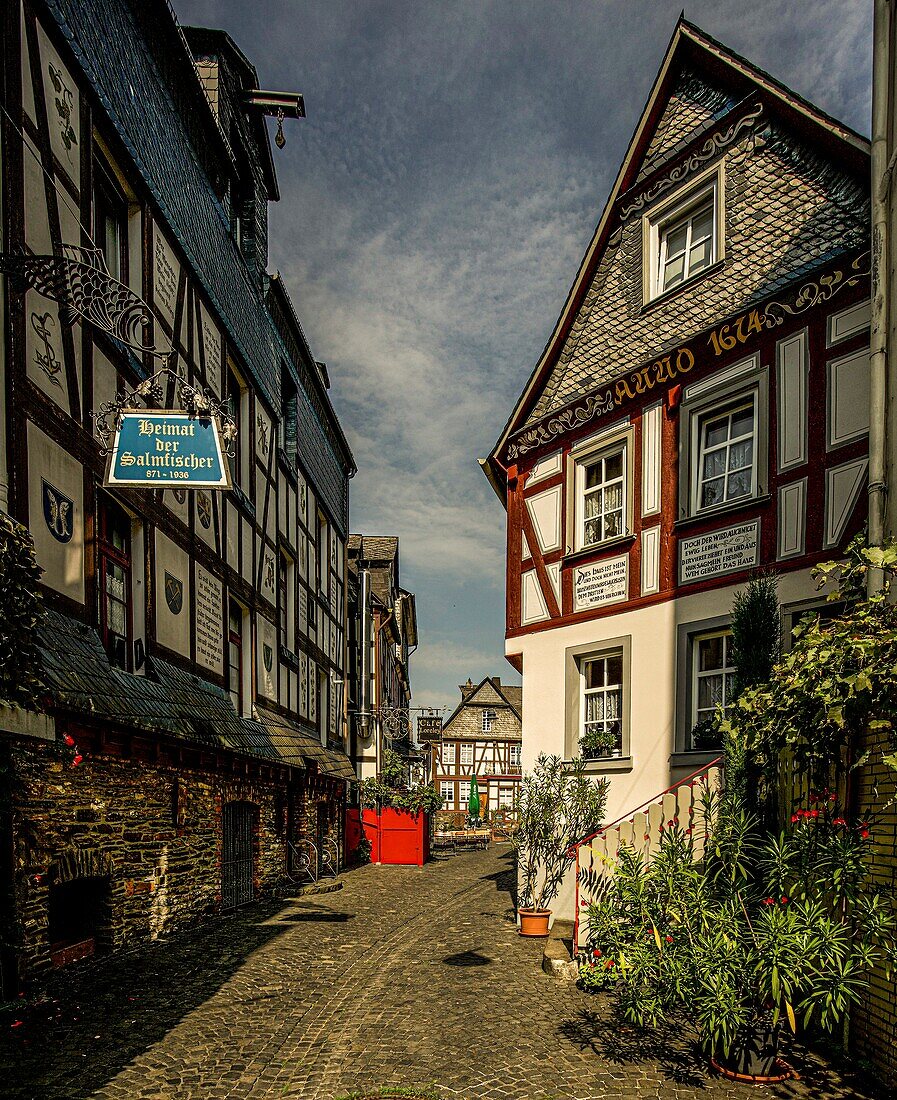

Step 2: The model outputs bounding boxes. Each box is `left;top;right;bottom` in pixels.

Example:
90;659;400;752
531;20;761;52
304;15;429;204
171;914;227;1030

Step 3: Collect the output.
460;743;474;766
695;399;756;511
459;780;472;805
497;787;515;808
579;449;625;547
645;168;723;302
580;652;624;759
440;781;454;804
568;425;634;554
481;709;495;733
442;743;456;765
692;630;736;730
509;744;521;767
677;357;769;523
658;198;715;293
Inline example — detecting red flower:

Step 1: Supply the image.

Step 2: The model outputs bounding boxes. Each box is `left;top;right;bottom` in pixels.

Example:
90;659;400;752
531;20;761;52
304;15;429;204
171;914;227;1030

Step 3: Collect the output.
665;934;674;943
781;896;789;905
861;829;871;840
63;734;75;747
829;793;837;802
605;959;615;969
810;809;819;819
790;813;799;823
592;948;602;957
685;827;692;835
10;1021;22;1029
762;897;774;906
71;754;83;767
833;817;847;827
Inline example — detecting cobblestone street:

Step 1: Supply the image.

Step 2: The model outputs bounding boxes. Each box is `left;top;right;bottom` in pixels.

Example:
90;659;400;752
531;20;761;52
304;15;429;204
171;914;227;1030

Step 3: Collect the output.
2;846;888;1099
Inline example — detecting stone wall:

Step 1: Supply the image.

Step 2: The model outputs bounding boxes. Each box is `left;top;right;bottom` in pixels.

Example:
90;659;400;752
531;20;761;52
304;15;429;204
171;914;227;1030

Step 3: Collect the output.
9;737;291;982
851;725;897;1084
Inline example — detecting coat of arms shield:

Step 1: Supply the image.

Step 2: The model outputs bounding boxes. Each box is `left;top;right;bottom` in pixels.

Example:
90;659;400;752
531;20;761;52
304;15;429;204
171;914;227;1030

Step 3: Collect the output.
42;479;74;543
197;491;212;529
164;571;183;615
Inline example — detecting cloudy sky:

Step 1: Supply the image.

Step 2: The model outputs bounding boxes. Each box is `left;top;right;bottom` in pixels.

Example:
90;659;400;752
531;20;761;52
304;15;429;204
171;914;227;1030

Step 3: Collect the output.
177;0;872;714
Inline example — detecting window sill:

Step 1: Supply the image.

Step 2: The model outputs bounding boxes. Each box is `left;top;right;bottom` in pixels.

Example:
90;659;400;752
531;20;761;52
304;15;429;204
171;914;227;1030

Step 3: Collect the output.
670;750;723;768
641;258;725;314
575;756;633;774
675;493;770;530
565;533;635;566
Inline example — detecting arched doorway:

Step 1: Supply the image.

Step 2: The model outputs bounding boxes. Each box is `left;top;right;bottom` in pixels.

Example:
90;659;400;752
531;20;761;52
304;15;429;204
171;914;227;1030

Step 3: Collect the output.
221;801;258;910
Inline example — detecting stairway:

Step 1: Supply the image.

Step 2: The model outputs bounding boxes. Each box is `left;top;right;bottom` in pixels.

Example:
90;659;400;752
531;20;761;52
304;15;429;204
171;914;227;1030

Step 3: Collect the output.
571;757;723;952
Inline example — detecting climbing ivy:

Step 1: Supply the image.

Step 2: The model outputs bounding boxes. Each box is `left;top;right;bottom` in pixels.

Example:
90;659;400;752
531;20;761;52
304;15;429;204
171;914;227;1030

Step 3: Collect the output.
722;535;897;794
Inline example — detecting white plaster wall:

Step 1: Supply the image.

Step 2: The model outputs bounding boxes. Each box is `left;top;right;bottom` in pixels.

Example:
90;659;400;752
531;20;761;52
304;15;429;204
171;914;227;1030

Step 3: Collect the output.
509;565;820;921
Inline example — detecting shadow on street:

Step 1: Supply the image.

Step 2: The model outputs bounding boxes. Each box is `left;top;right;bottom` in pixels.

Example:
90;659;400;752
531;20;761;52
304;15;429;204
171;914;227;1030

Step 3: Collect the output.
1;896;297;1100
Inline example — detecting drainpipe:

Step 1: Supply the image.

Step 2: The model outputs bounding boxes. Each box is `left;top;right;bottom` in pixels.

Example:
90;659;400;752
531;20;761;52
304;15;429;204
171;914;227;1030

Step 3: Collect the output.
870;0;893;591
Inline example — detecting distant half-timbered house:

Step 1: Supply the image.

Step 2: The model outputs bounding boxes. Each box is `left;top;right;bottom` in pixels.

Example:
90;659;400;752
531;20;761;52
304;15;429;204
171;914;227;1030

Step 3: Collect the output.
0;0;355;986
433;678;522;814
483;19;870;919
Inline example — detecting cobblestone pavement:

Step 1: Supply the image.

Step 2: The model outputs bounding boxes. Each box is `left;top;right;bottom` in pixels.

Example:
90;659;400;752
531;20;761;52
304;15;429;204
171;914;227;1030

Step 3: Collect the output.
2;846;891;1099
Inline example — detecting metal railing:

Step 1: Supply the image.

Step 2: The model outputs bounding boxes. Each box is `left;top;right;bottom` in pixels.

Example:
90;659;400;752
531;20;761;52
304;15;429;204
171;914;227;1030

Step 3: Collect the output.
286;836;341;887
571;758;723;953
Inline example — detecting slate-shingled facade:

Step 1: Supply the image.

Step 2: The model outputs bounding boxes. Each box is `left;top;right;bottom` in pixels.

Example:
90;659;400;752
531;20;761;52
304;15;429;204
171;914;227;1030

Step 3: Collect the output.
0;0;355;987
485;19;871;921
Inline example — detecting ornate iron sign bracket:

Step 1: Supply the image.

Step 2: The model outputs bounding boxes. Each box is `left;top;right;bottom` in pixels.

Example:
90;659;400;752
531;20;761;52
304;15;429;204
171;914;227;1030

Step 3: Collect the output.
92;367;237;459
0;244;173;360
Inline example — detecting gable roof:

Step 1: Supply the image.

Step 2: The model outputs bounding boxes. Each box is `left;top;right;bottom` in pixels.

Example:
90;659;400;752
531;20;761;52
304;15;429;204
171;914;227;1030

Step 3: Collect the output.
483;17;869;498
442;676;523;732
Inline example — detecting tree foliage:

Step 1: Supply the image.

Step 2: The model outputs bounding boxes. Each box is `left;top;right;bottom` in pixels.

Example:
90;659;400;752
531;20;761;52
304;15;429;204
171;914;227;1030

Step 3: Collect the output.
731;572;780;697
723;535;897;792
580;788;897;1057
0;514;46;709
514;753;607;911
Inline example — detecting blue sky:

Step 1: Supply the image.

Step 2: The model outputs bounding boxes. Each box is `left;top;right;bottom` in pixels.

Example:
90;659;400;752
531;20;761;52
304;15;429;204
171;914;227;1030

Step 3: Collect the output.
176;0;872;715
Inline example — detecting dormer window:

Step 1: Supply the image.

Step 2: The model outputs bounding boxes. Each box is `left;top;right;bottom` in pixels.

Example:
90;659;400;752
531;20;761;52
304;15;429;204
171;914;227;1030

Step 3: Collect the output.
644;167;723;303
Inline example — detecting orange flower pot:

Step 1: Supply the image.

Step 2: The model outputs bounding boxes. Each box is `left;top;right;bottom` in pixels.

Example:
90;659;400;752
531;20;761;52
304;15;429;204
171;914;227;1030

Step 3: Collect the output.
518;908;552;936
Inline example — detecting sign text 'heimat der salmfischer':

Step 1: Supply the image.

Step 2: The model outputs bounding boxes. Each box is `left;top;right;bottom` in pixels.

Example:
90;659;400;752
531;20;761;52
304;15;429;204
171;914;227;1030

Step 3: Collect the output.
105;411;231;489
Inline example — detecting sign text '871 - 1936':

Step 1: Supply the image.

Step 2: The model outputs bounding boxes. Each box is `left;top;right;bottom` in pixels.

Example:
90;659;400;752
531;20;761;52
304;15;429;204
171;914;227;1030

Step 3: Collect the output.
104;411;231;489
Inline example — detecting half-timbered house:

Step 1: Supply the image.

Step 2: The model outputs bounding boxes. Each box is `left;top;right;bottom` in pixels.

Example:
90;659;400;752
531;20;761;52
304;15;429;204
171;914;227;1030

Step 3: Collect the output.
433;677;522;815
483;19;871;920
0;0;355;987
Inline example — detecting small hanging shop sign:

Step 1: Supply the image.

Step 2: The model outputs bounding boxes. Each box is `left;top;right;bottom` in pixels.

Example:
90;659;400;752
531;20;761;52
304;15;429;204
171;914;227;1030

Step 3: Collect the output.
105;411;231;489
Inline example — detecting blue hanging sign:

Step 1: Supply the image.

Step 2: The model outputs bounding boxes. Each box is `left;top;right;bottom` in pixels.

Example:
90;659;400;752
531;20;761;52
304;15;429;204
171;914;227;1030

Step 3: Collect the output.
105;411;231;489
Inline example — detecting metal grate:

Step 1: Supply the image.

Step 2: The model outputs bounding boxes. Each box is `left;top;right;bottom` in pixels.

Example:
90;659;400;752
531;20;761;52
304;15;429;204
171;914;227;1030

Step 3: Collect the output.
221;801;256;910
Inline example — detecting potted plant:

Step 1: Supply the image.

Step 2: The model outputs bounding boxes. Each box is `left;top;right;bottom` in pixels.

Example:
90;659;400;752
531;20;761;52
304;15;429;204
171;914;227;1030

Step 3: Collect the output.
578;725;620;760
514;753;607;936
578;786;897;1080
688;717;722;752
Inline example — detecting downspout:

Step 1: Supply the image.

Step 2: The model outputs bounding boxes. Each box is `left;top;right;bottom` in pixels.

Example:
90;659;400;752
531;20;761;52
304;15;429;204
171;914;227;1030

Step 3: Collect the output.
358;568;372;758
869;0;892;591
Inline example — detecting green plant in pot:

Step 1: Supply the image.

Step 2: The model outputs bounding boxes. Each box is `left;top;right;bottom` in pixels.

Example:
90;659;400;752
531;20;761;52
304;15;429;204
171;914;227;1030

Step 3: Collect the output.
360;746;444;815
514;753;607;937
578;724;620;760
688;717;722;752
579;783;897;1080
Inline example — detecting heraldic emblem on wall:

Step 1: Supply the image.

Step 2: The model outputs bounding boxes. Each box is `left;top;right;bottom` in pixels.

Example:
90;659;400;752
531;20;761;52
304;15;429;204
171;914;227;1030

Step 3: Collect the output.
263;644;274;673
197;491;212;529
42;479;73;543
164;571;183;615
